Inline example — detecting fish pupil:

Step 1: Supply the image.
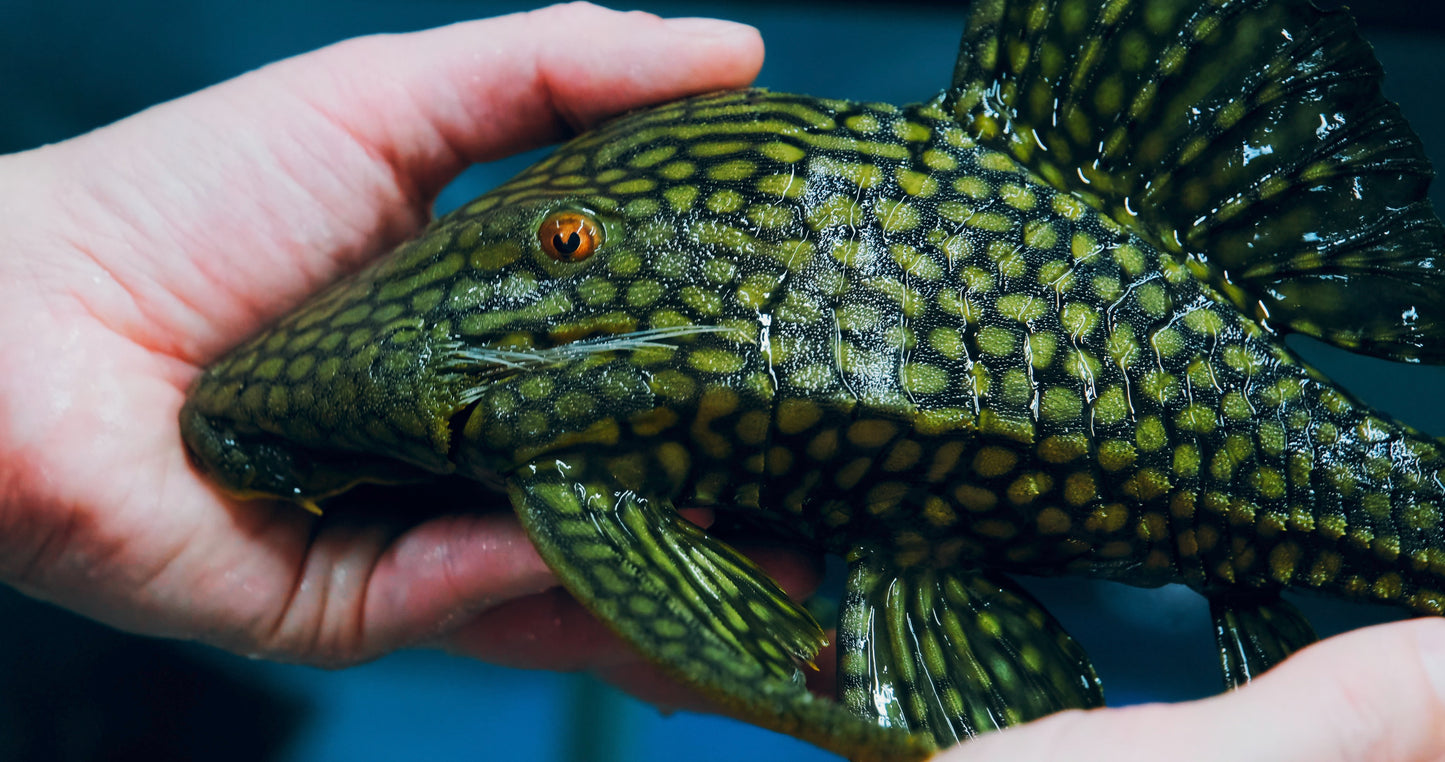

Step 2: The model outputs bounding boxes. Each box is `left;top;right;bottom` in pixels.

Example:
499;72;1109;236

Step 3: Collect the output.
553;231;581;255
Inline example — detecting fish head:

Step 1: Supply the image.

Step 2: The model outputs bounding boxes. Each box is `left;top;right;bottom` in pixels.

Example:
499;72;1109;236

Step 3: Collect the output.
180;91;797;504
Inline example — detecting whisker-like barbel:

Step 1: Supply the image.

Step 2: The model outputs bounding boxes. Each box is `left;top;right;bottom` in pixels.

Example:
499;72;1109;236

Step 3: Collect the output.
450;325;741;371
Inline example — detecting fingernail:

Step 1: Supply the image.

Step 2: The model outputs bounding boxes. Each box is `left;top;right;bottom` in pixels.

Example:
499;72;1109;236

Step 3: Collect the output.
664;17;758;39
1416;621;1445;703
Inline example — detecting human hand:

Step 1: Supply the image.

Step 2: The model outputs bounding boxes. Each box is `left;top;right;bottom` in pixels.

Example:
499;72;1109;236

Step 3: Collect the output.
12;5;1441;758
0;1;785;697
935;618;1445;762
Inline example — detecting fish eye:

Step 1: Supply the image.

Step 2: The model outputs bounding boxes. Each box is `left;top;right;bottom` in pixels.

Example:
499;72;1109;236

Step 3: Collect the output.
538;210;602;262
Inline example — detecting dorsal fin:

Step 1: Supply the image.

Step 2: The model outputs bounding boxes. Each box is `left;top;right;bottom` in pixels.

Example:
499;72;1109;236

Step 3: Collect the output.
950;0;1445;363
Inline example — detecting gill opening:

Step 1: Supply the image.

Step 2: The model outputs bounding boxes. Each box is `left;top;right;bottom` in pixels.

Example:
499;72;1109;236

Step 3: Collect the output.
447;397;485;461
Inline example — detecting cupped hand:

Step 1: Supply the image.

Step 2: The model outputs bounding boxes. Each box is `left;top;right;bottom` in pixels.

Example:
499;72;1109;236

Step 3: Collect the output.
7;4;1445;759
0;1;780;695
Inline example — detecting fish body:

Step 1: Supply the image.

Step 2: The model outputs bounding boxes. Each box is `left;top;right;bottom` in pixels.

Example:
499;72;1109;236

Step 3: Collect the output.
181;1;1445;758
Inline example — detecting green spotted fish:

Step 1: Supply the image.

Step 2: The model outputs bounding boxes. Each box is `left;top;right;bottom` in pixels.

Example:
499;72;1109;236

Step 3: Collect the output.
180;1;1445;758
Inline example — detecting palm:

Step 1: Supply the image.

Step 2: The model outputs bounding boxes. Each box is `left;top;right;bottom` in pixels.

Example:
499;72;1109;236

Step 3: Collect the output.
0;4;772;693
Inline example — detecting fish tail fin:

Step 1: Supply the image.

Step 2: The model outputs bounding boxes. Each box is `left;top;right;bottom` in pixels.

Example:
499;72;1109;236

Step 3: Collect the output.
951;0;1445;362
835;549;1102;751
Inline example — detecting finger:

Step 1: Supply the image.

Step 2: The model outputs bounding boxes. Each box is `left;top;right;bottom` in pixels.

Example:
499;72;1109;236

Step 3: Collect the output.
286;3;766;192
438;587;629;672
806;635;839;698
39;2;762;364
202;509;558;665
940;618;1445;762
402;506;710;669
355;512;558;647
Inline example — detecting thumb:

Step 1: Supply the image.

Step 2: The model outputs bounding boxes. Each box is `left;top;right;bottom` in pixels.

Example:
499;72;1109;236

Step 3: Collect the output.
939;618;1445;762
30;2;763;366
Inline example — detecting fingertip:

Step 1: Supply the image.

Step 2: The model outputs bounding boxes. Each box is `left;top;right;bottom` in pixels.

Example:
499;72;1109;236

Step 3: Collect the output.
660;12;766;85
1188;618;1445;762
663;15;764;40
284;2;766;189
523;4;764;131
542;2;763;50
660;14;765;85
1405;617;1445;704
936;620;1445;762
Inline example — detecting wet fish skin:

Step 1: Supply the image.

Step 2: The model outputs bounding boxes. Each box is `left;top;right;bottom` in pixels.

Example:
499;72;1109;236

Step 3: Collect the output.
179;1;1445;758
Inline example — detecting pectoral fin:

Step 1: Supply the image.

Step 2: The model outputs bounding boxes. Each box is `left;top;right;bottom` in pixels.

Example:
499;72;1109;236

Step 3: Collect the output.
509;459;930;762
837;550;1103;749
1209;589;1318;689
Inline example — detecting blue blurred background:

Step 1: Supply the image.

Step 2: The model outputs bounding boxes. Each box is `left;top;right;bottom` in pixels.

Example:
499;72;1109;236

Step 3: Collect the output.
1;2;1443;760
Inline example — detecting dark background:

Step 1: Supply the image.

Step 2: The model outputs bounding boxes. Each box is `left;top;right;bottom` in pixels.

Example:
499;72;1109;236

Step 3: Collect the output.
1;2;1442;760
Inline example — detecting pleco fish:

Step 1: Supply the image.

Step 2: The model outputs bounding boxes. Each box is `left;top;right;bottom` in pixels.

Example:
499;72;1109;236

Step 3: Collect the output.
179;1;1445;759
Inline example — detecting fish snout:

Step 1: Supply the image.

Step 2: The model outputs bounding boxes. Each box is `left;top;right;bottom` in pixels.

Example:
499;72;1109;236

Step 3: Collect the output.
178;327;467;503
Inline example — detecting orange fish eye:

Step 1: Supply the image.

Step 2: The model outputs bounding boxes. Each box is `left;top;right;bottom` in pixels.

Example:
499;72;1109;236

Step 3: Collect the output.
538;210;602;262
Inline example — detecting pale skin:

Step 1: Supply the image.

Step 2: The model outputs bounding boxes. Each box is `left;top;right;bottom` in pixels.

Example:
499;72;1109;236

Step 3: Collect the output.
0;3;1442;759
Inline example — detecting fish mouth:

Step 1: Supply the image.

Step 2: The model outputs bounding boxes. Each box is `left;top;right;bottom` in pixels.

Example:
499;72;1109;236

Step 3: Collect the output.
181;324;739;506
179;404;437;506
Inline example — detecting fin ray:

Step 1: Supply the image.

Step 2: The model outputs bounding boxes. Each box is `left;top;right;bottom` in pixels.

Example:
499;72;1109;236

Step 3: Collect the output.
1209;590;1318;689
837;551;1102;749
510;460;931;762
952;0;1445;362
